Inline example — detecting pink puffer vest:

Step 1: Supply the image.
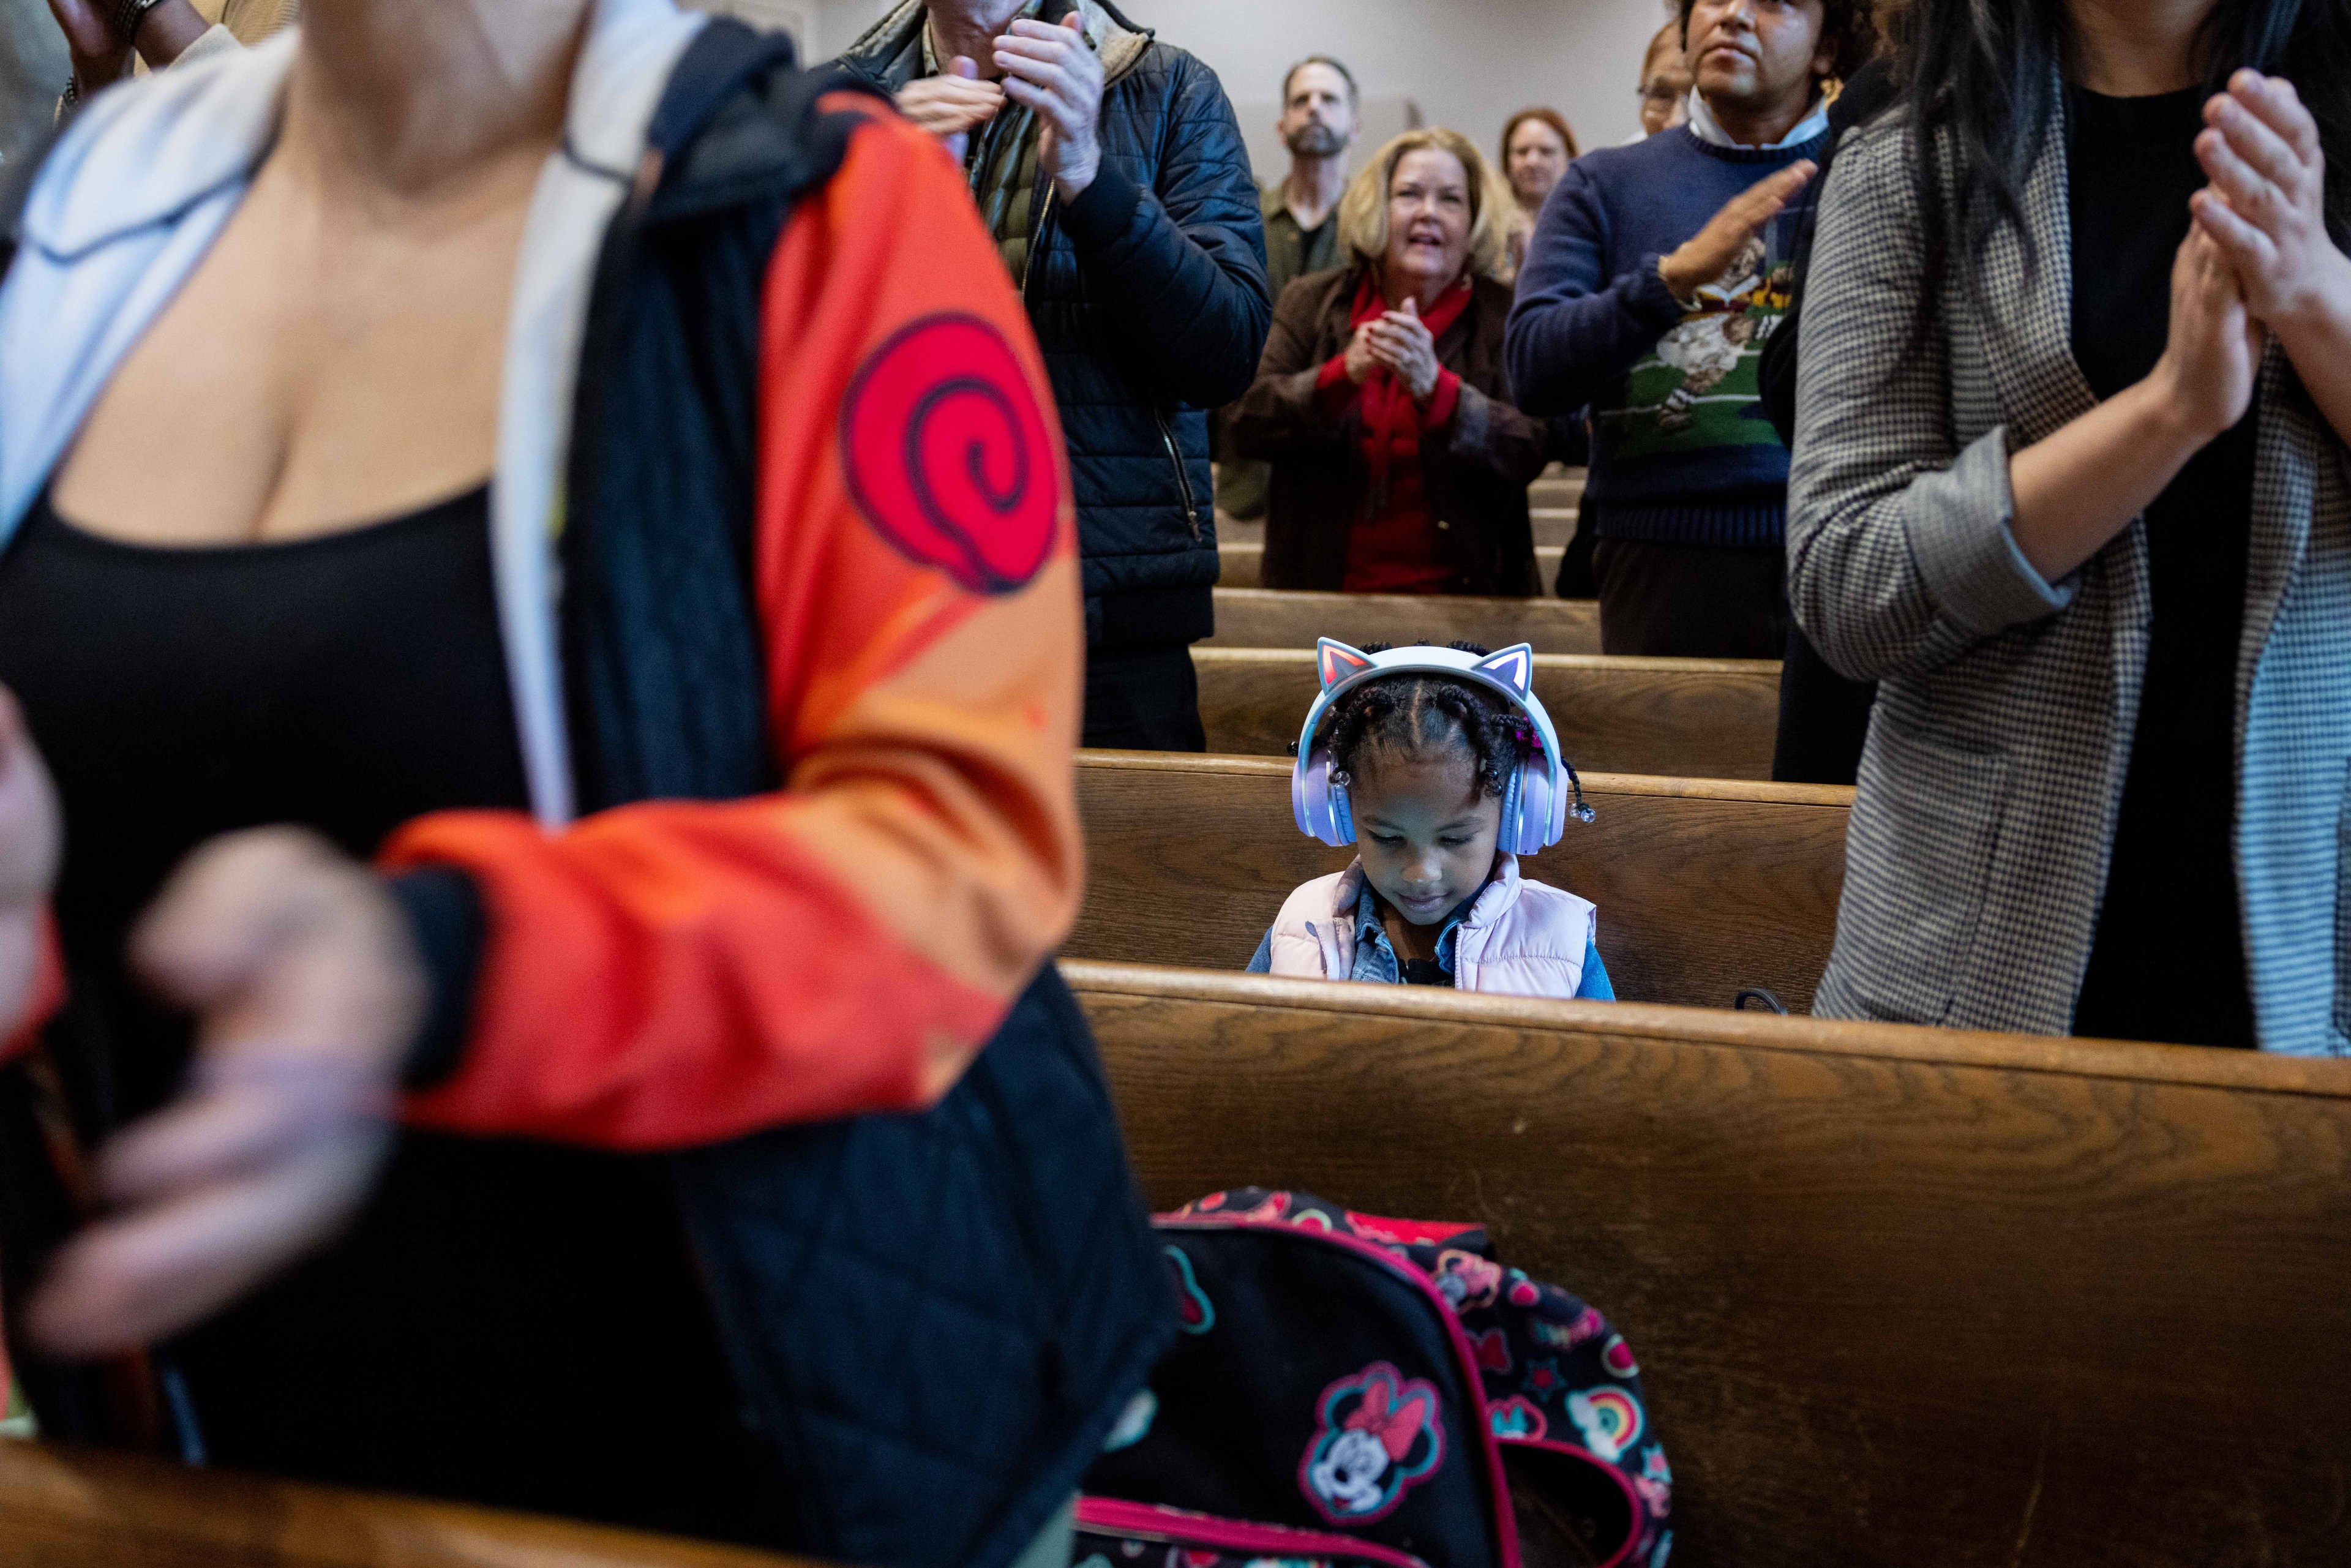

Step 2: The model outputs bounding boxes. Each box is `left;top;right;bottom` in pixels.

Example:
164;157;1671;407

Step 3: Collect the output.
1265;854;1597;997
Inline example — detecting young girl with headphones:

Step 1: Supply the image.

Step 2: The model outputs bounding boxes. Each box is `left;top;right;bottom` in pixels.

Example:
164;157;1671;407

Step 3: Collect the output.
1246;640;1614;998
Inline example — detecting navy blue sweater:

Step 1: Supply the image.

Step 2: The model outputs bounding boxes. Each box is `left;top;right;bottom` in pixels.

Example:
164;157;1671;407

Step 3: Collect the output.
1506;124;1827;549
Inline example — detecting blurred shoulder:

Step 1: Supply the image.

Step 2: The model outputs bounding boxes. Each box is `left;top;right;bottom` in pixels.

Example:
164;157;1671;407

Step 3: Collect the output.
1513;876;1597;919
1820;114;1921;221
1570;127;1701;184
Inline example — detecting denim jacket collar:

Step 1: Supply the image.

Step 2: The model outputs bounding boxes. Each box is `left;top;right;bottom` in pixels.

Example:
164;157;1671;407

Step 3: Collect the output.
1348;881;1480;985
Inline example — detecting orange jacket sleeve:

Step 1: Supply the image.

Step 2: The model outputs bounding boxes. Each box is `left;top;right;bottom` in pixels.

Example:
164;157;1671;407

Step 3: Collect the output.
0;912;62;1066
382;107;1084;1150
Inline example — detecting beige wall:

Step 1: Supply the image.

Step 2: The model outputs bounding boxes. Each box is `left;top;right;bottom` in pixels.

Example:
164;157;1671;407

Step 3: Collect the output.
813;0;1679;179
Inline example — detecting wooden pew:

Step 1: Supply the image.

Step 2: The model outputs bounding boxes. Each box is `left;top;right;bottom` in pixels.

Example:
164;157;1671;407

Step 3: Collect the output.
1072;752;1848;1011
1193;648;1782;782
1219;506;1581;551
1221;543;1567;588
1207;588;1602;655
0;1439;821;1567
1067;960;2351;1568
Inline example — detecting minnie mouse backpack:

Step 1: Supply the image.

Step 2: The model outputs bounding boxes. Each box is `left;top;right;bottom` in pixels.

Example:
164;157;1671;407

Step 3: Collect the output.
1076;1190;1671;1568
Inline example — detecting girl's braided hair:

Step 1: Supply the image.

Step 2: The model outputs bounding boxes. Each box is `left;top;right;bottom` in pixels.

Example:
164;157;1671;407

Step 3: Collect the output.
1321;643;1534;801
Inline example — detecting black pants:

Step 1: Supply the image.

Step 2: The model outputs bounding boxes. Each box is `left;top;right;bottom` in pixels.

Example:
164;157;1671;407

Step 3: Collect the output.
1592;538;1790;659
1082;642;1205;752
1772;620;1877;785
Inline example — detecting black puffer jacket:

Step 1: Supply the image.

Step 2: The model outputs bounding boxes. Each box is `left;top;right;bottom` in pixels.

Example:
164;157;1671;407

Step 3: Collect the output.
837;0;1270;648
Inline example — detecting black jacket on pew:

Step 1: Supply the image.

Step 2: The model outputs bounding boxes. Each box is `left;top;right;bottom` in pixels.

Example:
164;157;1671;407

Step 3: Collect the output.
836;0;1271;651
0;32;1172;1568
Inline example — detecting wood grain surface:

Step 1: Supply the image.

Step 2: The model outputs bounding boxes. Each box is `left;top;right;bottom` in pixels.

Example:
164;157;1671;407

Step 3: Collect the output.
0;1440;824;1568
1205;588;1602;655
1071;752;1850;1010
1218;506;1581;550
1219;545;1570;589
1065;961;2351;1568
1192;648;1782;782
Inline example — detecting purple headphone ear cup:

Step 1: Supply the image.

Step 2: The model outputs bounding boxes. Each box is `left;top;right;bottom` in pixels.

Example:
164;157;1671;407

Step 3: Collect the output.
1293;745;1354;847
1517;763;1556;855
1498;760;1524;855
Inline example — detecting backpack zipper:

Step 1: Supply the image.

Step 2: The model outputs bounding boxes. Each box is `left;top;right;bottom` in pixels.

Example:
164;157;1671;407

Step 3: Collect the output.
1076;1498;1436;1568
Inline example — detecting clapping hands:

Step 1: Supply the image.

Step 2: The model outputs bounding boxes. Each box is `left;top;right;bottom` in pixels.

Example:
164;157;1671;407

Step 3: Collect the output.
895;14;1105;201
995;13;1104;201
896;55;1003;165
1345;299;1444;402
2192;71;2350;342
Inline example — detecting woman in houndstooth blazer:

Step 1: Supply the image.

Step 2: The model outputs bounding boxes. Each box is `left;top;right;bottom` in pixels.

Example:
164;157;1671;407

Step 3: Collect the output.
1787;0;2351;1052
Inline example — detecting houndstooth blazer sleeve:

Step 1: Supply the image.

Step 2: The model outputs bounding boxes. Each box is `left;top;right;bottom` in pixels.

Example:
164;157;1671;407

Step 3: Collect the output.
1786;124;2076;683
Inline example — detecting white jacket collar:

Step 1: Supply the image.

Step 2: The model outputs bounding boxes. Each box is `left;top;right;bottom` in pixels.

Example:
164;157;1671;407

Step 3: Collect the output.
20;29;293;263
1685;88;1830;151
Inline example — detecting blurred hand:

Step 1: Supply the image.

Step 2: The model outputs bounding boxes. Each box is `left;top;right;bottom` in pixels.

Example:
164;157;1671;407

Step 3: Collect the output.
0;688;61;1040
1367;299;1442;402
2192;70;2351;338
28;828;425;1358
898;55;1003;164
46;0;132;91
996;14;1103;201
2153;227;2266;446
1659;161;1814;303
1343;322;1381;386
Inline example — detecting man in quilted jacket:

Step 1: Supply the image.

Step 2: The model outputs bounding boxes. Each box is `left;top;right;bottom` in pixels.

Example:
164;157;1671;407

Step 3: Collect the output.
839;0;1270;752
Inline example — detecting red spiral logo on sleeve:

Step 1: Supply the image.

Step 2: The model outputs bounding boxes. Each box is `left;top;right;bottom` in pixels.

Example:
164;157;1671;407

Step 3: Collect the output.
839;313;1061;595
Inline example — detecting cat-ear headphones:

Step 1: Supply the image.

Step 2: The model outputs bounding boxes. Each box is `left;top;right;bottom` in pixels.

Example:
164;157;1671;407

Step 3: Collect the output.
1291;639;1595;854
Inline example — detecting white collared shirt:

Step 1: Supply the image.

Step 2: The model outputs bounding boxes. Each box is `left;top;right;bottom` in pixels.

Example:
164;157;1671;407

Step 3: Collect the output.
1684;88;1831;150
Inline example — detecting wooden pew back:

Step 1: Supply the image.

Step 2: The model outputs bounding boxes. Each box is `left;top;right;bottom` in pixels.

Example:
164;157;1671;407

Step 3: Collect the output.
1221;545;1568;588
1068;961;2351;1568
0;1439;821;1567
1217;509;1580;550
1206;588;1602;655
1072;753;1849;1011
1193;649;1782;782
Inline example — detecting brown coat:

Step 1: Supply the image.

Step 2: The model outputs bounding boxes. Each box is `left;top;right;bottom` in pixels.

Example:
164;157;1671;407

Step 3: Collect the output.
1228;265;1548;596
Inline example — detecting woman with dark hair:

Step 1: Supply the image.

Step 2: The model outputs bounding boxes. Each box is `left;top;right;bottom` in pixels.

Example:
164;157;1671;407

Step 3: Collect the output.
1788;0;2351;1049
1230;128;1550;597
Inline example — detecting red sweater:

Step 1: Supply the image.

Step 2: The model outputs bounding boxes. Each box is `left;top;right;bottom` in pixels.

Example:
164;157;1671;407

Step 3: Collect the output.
1316;275;1471;593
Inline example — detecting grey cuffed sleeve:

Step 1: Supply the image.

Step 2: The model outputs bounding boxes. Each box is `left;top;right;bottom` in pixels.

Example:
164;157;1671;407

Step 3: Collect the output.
1902;425;2074;634
1786;125;2075;682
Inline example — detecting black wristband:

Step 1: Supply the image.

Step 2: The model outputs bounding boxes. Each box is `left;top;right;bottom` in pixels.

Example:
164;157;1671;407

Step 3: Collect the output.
112;0;168;50
384;866;490;1090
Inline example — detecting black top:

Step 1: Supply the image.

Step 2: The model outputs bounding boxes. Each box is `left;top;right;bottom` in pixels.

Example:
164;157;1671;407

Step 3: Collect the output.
2063;85;2260;1049
0;490;765;1534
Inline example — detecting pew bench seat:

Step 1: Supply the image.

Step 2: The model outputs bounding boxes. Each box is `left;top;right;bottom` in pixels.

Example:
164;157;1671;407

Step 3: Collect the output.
1205;588;1602;655
1068;959;2351;1568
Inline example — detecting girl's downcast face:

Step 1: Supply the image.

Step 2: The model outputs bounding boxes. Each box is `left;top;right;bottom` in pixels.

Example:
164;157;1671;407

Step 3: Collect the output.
1346;749;1502;928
